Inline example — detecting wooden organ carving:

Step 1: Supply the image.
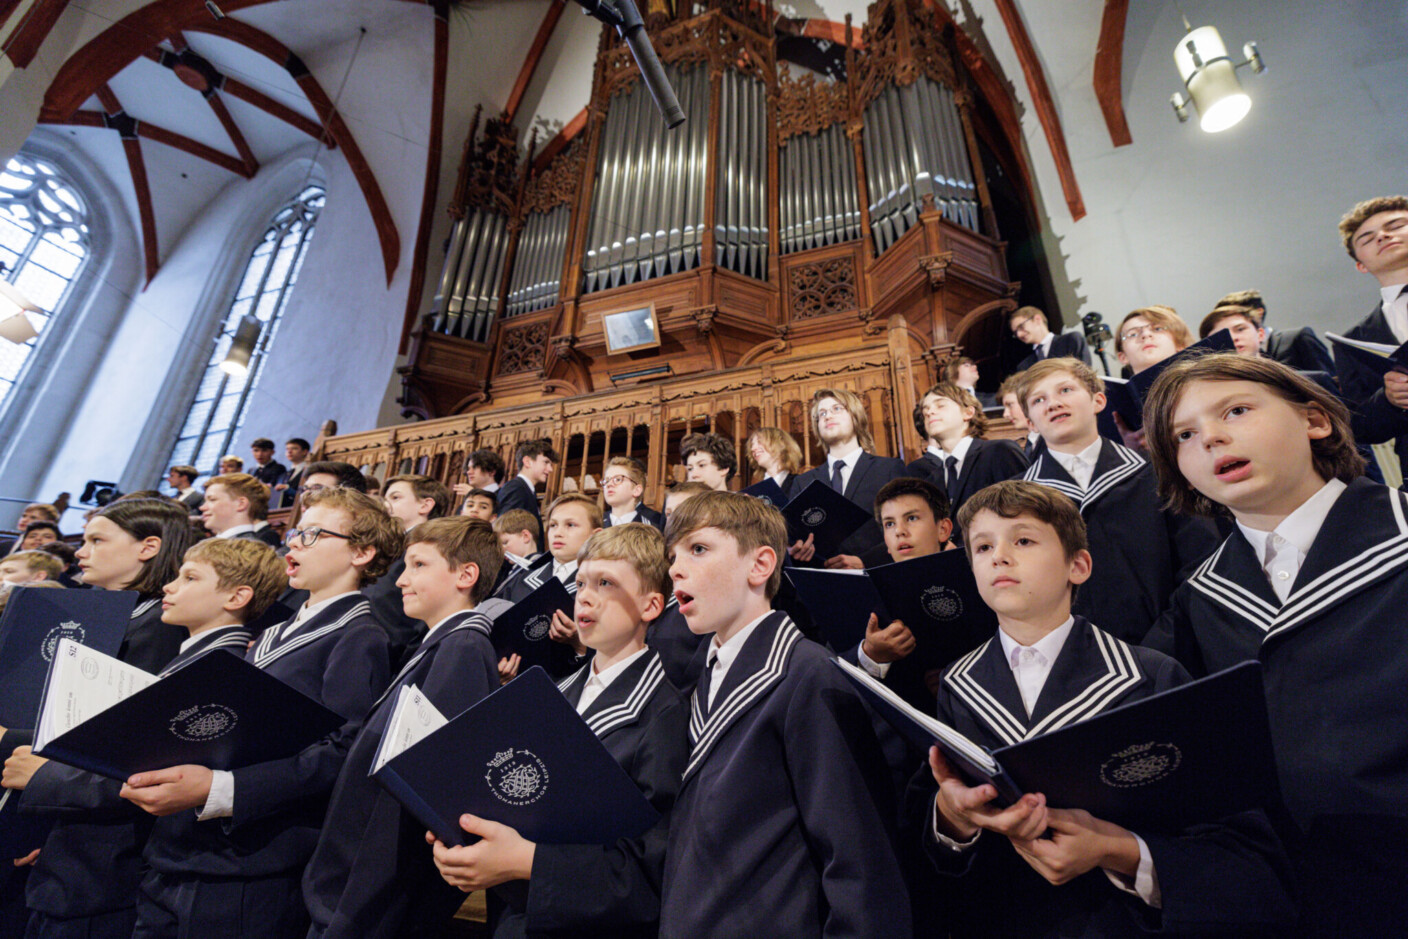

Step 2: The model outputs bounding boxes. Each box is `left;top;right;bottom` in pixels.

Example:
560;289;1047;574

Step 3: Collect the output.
381;0;1039;484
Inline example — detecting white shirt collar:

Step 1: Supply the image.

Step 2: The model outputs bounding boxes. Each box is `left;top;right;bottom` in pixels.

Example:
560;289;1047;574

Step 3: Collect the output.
1036;333;1055;356
928;435;974;463
517;472;536;488
1236;478;1347;563
767;471;788;487
179;625;242;653
705;610;771;707
423;608;475;642
828;444;863;471
505;552;531;570
1048;436;1103;488
1379;283;1408;307
482;482;500;493
216;523;256;539
552;558;578;583
578;646;649;714
177;486;197;499
283;590;361;638
998;615;1076;668
608;505;639;526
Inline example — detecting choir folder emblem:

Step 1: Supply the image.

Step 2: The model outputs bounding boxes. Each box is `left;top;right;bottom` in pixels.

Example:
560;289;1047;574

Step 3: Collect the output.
780;480;873;557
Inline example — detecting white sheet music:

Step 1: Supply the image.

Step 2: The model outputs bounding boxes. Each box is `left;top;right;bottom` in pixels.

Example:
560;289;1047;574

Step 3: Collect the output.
373;683;448;773
34;639;157;752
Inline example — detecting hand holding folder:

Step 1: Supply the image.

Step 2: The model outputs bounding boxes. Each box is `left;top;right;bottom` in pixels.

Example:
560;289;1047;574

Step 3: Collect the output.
490;577;575;671
1325;332;1408;378
781;481;873;558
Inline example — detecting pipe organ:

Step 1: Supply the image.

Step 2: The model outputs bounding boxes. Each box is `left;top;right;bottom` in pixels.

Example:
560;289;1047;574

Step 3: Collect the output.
398;0;1037;428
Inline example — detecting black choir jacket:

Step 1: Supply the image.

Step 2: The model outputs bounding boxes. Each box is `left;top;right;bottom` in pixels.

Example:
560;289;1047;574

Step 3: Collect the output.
304;603;509;939
1017;331;1093;371
17;597;185;922
492;650;689;939
1264;326;1336;376
142;595;389;885
361;555;425;664
602;504;666;531
909;617;1294;938
1023;440;1220;643
645;598;706;694
497;476;544;547
794;451;908;558
1145;477;1408;935
1333;303;1408;480
659;612;911;939
904;436;1030;520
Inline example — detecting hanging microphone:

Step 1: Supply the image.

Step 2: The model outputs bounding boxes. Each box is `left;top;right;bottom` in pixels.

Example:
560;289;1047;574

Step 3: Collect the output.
573;0;686;129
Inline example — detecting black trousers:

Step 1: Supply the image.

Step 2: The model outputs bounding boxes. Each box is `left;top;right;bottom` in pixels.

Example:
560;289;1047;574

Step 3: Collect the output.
132;869;307;939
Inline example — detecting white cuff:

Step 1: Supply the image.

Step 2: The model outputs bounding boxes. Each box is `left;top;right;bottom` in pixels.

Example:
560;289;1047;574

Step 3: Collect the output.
197;770;235;820
1104;831;1161;909
856;642;891;679
929;797;981;852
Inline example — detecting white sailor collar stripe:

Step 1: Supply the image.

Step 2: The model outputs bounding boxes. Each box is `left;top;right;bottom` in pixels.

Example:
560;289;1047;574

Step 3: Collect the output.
251;598;372;668
586;654;666;739
1023;443;1145;510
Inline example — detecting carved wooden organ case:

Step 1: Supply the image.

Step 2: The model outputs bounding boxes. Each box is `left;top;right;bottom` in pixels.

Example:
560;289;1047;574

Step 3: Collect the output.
397;0;1029;423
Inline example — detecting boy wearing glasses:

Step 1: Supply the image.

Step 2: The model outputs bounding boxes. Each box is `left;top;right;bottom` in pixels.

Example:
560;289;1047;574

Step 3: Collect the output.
112;490;397;938
601;456;665;530
1009;306;1092;372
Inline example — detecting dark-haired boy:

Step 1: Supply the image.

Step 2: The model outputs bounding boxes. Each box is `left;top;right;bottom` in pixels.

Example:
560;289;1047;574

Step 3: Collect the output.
1212;289;1336;375
679;433;736;492
431;524;689;938
114;491;393;938
454;448;507;501
1143;353;1408;935
905;382;1027;522
911;480;1292;937
497;440;559;547
660;491;910;938
460;488;498;521
1018;358;1219;643
304;517;511;939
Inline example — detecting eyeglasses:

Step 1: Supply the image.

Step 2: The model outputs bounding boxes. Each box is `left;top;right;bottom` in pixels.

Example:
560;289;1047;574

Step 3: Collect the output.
1010;314;1038;336
816;404;849;419
601;474;633;487
1119;324;1169;344
284;526;352;548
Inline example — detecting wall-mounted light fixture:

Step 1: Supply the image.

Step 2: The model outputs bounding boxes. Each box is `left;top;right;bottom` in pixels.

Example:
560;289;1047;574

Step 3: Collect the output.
220;314;261;376
1170;19;1265;133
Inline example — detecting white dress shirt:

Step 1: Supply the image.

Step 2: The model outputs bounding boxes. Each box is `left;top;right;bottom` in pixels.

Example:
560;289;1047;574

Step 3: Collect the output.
768;471;790;489
827;444;864;493
576;646;649;715
1047;437;1104;491
927;435;975;485
1380;283;1408;343
1236;478;1346;603
705;612;769;709
483;482;501;493
608;507;639;526
552;559;578;584
216;523;256;540
1034;332;1055;359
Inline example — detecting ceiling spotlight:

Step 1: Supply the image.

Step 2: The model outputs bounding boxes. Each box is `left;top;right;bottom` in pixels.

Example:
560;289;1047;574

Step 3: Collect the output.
1170;24;1265;133
205;1;226;20
220;314;261;376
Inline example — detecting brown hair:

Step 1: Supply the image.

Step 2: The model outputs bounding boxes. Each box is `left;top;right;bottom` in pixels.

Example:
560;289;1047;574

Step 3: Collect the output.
299;488;404;584
943;356;976;383
384;474;452;520
6;550;64;579
1214;289;1265;317
168;465;199;484
665;490;787;599
405;517;504;604
184;538;289;623
809;388;876;452
93;498;196;598
1015;357;1105;410
746;427;804;475
1008;305;1047;328
680;432;738;480
514;438;561;470
915;382;988;439
546;491;604;529
997;374;1027;411
604;455;647;488
493;509;540;540
205;473;272;521
1339;195;1408;258
956;480;1089;562
1199;305;1258;338
1113;306;1193;356
21;503;59;522
219;455;244;470
1143;353;1365;517
665;481;713;503
578;524;671;599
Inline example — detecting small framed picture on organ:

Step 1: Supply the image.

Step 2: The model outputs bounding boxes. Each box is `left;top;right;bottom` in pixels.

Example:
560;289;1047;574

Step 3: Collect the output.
602;303;660;355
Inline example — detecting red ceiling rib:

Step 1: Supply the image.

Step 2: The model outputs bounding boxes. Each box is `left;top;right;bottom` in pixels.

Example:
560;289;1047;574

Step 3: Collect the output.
44;108;253;177
398;0;450;352
221;76;331;145
2;0;69;70
96;84;161;286
1093;0;1132;147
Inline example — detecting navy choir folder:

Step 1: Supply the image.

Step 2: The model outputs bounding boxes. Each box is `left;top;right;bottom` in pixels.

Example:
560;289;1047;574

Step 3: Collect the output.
1325;332;1408;378
836;658;1278;832
371;666;660;847
1096;328;1236;439
0;588;134;856
741;477;790;508
489;576;574;672
32;639;344;781
784;568;882;652
781;480;873;558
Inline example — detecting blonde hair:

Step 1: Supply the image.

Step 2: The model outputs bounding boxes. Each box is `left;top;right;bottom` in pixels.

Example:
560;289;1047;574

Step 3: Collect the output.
809;388;876;452
746;428;804;475
184;538;289;623
665;490;787;599
493;509;540;540
6;550;63;579
405;517;504;603
546;491;603;529
578;524;671;598
299;488;404;584
1015;357;1105;410
604;455;646;488
205;473;272;521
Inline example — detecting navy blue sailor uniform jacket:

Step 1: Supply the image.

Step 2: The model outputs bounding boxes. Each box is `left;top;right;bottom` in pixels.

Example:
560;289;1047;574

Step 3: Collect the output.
1023;440;1220;644
1145;477;1408;936
602;505;666;531
16;597;187;929
659;612;911;939
909;617;1295;938
140;594;390;898
491;650;689;939
645;597;706;694
304;602;508;939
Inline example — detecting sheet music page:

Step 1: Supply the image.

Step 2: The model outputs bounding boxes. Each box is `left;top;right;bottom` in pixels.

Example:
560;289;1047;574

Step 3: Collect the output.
373;683;449;772
34;639;157;751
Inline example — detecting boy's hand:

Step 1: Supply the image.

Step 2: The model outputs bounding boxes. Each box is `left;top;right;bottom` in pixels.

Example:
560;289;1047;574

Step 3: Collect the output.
13;850;39;867
1385;372;1408;409
862;613;915;664
120;765;214;816
1009;807;1140;885
2;747;46;790
497;654;521;684
548;609;586;656
427;814;536;891
824;554;864;570
1110;413;1147;451
452;482;471;497
788;534;816;563
929;747;1047;842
